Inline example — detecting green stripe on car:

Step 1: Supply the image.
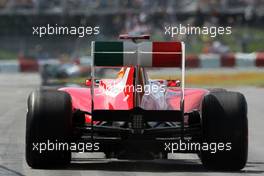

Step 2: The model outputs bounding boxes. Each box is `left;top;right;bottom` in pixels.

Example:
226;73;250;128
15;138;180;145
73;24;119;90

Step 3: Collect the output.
94;42;123;66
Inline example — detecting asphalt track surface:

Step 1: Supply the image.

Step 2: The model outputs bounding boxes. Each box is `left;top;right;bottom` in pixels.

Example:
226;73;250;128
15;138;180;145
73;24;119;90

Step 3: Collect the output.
0;73;263;176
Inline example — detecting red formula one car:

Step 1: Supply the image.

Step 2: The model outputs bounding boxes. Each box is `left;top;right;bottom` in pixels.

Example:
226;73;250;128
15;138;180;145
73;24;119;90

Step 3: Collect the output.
26;35;248;170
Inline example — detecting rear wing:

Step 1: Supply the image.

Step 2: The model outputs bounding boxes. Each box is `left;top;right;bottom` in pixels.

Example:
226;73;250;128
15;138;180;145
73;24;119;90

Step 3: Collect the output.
92;41;184;68
90;41;185;130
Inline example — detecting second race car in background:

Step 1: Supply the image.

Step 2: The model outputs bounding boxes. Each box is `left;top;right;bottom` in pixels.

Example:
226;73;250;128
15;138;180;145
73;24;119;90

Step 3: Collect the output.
40;58;91;85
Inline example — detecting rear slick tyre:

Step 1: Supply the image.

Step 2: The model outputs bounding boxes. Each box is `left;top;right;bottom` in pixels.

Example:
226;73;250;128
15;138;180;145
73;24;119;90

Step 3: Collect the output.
201;91;248;171
26;89;72;168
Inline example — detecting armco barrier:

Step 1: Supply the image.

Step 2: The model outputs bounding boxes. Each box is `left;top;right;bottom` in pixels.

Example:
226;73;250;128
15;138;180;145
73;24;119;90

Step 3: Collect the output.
0;60;19;73
0;53;263;73
18;56;39;72
199;54;221;68
186;54;199;68
256;52;264;67
186;52;264;68
235;53;256;67
221;53;235;67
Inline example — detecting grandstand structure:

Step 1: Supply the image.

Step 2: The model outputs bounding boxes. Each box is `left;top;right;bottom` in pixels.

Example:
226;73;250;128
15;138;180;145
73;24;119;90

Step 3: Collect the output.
0;0;263;60
0;0;264;15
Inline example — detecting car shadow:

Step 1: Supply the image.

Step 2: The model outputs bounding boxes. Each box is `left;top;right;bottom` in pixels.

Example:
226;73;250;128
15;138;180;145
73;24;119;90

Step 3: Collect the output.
62;159;264;174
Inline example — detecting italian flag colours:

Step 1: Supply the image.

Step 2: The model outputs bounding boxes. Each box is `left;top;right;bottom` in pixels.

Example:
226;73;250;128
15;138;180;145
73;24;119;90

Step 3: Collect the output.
93;41;183;67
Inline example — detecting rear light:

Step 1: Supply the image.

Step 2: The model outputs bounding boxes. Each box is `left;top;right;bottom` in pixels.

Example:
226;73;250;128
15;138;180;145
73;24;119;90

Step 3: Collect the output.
132;114;144;129
167;80;181;87
85;79;92;86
